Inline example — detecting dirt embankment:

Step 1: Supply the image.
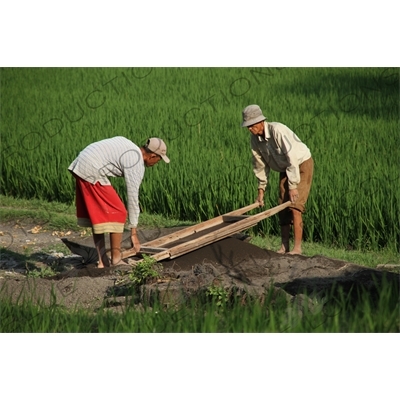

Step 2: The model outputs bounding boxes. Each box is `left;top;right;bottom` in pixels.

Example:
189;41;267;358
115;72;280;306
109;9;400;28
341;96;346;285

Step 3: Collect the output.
1;221;399;312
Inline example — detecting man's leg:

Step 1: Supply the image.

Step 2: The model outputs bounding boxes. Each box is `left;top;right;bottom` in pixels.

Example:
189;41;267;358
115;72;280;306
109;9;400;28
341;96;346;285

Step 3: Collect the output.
287;157;313;255
94;232;128;267
288;209;303;255
277;225;290;254
110;232;128;266
277;172;292;254
93;232;110;268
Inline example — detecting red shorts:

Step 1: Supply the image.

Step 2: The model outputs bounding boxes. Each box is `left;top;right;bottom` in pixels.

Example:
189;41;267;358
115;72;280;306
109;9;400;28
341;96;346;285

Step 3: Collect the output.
73;174;127;234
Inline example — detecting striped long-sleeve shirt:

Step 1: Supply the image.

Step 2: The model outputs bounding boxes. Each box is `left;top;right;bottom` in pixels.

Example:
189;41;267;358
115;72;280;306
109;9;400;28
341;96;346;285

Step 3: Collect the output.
68;136;144;228
251;122;311;190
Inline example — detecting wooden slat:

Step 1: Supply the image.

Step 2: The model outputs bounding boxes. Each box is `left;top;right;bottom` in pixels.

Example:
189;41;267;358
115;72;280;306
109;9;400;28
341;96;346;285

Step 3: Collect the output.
143;202;260;248
166;201;291;259
108;246;168;258
222;215;250;222
126;201;291;262
139;246;169;254
121;203;260;259
121;201;291;261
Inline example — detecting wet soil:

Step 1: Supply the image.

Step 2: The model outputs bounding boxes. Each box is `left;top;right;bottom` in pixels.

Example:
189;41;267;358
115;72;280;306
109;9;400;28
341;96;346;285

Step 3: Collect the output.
1;221;399;312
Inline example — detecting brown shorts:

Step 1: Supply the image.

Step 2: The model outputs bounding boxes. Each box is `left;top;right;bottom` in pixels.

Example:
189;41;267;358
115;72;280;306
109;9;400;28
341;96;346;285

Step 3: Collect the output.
278;157;314;225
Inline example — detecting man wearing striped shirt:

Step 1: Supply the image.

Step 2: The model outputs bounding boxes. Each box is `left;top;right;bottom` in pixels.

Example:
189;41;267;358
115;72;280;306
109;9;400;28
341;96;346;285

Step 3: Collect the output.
241;105;314;255
68;136;170;268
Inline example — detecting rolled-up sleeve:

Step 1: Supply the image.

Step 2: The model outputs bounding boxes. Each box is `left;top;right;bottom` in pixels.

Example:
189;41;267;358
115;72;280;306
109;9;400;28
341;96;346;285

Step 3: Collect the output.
251;146;270;191
278;127;302;190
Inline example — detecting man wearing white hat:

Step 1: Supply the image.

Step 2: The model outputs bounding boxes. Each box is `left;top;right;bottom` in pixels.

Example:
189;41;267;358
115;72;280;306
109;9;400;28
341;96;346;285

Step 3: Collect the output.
241;105;314;255
68;136;170;267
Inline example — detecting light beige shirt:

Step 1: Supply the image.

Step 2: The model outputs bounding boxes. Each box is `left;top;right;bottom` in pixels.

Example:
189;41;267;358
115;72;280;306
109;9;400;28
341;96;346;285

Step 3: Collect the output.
251;121;311;190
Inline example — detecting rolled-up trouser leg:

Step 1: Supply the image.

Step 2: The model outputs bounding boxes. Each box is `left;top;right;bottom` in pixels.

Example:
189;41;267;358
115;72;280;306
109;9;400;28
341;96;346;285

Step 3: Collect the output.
278;157;314;225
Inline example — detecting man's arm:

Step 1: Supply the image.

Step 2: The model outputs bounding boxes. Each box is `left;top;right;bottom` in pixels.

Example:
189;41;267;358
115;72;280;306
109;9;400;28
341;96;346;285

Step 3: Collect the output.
251;144;269;207
277;125;301;190
251;146;270;191
122;153;145;253
130;227;141;253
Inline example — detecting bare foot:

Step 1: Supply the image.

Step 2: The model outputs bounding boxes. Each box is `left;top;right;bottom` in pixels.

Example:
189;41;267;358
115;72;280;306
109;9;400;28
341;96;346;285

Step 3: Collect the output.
276;244;289;254
97;258;111;268
111;259;130;267
287;249;302;255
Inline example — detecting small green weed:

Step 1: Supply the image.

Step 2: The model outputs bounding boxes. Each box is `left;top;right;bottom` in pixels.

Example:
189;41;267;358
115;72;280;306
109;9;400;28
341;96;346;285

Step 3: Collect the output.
128;255;162;286
206;285;229;307
26;265;57;278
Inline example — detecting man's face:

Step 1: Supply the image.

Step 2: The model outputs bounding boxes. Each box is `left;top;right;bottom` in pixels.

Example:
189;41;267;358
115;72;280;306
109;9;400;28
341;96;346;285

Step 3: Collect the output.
247;121;264;136
145;153;162;167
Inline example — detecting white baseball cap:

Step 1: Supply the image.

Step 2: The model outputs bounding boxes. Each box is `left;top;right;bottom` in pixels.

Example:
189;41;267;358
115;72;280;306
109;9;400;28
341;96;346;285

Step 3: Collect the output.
145;138;170;163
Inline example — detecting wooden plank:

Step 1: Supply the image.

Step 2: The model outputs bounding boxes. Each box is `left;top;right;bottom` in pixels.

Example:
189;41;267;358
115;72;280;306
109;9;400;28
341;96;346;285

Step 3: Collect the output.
121;203;259;260
166;201;291;259
143;202;260;248
222;215;250;222
139;246;169;254
108;246;168;258
127;201;291;262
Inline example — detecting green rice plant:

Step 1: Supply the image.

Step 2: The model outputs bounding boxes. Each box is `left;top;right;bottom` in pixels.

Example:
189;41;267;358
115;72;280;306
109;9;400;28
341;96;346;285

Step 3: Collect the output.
1;67;399;251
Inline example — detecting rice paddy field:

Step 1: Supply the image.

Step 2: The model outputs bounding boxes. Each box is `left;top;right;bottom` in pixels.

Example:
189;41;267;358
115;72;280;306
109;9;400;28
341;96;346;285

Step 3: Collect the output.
1;67;399;251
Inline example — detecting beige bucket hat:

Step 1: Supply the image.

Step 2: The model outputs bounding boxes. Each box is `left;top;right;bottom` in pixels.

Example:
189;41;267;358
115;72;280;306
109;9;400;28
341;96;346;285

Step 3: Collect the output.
241;104;267;127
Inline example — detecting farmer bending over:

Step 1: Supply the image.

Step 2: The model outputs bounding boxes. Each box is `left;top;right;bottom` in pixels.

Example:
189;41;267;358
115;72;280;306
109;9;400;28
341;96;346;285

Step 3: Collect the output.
241;105;313;255
68;136;170;267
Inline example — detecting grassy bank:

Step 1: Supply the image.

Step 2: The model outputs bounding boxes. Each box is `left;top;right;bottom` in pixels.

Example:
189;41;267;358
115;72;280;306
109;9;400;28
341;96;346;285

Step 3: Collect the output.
1;278;398;333
1;195;399;268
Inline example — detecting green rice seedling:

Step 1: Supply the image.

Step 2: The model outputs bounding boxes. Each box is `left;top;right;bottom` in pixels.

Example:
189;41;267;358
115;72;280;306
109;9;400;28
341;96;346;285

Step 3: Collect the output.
1;67;399;251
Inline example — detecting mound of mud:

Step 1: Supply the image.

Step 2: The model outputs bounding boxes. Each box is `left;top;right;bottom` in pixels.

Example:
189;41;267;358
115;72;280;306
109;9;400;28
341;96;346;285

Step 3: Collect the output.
1;225;399;311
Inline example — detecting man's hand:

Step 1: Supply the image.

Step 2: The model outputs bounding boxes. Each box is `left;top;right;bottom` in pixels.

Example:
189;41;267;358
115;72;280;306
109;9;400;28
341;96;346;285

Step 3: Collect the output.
289;188;299;203
131;228;141;253
256;188;265;207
